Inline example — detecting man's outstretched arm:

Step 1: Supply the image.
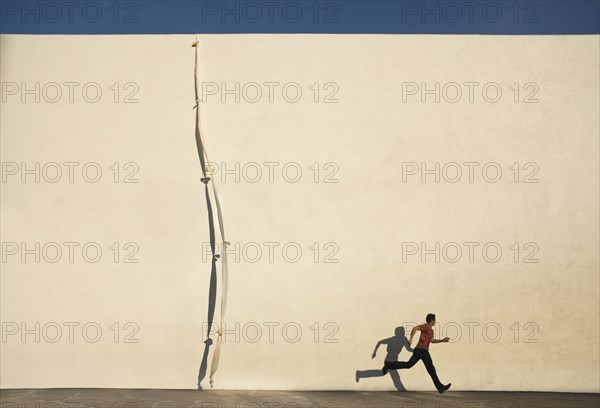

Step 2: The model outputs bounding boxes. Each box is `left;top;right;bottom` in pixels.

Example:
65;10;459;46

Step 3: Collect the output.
431;337;450;344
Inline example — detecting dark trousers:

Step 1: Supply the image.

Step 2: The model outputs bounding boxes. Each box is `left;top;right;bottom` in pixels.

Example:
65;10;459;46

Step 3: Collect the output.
386;348;443;390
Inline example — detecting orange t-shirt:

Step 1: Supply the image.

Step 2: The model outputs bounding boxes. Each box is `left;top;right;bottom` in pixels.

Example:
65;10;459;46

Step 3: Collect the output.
416;324;434;350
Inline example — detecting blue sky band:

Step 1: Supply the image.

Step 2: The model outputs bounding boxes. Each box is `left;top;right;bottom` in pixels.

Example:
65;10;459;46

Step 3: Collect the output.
1;0;599;35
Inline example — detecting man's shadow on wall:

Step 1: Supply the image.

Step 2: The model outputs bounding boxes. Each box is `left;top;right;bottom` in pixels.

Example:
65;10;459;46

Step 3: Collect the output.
356;326;413;391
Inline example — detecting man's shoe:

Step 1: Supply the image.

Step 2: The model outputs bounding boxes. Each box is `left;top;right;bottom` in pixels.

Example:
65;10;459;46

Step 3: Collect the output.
438;383;451;394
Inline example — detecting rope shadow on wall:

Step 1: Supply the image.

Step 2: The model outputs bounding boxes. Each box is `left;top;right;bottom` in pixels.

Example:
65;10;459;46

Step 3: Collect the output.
191;36;230;390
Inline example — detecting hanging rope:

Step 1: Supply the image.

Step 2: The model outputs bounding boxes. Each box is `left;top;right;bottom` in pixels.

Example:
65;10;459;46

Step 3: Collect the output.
192;35;230;389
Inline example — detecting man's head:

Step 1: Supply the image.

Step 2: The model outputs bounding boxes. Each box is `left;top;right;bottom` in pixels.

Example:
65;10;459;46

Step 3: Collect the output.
426;313;436;325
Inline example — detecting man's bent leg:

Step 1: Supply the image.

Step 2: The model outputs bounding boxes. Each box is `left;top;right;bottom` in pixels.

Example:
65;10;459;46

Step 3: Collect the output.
420;350;444;390
385;351;421;370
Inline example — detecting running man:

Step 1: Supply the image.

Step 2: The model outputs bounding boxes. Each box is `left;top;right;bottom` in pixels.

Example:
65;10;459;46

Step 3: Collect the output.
382;313;451;394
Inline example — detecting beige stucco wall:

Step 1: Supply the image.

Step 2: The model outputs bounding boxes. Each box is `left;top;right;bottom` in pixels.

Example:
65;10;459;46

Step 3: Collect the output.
1;34;598;391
